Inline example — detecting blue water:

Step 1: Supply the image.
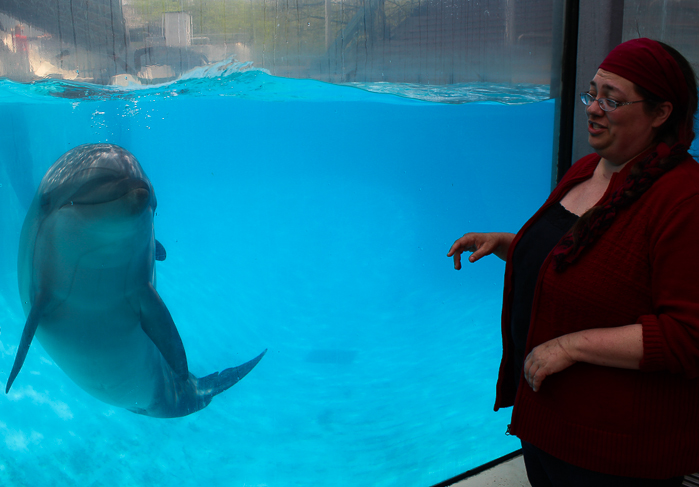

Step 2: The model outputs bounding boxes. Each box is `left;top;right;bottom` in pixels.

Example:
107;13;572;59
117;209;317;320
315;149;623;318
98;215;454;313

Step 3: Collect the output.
0;62;554;486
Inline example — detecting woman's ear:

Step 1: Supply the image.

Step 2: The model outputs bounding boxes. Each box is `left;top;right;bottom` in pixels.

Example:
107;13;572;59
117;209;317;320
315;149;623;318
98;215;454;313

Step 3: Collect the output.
651;101;673;128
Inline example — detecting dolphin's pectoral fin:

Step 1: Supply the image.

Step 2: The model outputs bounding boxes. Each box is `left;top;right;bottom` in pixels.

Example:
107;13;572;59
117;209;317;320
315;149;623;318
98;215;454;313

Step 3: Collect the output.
6;301;45;393
155;240;166;261
139;284;188;381
197;349;267;398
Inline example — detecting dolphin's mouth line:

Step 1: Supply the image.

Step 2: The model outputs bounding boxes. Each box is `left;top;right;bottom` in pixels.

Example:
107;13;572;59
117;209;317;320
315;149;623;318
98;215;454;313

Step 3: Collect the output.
63;177;151;207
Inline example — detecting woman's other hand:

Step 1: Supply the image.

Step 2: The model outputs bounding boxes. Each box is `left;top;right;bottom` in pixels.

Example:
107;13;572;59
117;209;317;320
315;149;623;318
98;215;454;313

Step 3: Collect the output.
525;326;643;392
524;336;576;392
447;232;515;269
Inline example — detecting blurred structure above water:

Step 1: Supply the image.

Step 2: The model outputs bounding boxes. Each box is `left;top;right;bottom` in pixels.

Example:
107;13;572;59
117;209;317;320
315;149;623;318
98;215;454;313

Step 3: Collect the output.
0;0;558;85
0;0;129;83
0;0;697;88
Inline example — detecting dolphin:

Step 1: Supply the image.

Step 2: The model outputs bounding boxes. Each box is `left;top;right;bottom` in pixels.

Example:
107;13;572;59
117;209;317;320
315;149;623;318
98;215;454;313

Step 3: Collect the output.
6;143;265;418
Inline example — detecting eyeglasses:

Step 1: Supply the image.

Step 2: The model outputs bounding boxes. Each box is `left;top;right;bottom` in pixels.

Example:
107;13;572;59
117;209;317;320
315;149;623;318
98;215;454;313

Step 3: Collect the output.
580;92;646;112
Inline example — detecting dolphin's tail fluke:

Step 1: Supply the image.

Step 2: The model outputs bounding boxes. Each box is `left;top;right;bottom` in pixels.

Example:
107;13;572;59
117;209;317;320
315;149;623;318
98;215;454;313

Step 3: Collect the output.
139;349;267;418
196;349;267;400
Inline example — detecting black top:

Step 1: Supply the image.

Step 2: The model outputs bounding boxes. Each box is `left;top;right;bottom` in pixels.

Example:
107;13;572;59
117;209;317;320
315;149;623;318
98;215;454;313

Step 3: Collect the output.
510;202;578;389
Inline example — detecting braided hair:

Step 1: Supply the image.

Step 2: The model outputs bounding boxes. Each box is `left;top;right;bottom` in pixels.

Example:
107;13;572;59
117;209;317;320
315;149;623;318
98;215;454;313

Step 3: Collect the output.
552;42;698;272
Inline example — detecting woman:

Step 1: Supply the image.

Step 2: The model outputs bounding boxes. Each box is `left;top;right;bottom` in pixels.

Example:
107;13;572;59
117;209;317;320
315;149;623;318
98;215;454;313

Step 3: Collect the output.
448;38;699;486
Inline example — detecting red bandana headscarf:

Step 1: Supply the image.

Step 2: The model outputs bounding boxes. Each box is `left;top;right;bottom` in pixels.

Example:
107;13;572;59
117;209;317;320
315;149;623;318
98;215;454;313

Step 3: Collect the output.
598;37;690;142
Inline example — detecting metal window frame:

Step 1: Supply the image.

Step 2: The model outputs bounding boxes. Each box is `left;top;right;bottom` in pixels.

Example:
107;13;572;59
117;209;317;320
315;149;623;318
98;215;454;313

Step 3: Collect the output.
555;0;625;185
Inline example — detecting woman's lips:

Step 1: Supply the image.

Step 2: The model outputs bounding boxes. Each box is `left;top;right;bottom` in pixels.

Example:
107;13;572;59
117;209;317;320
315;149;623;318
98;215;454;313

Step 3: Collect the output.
588;119;606;135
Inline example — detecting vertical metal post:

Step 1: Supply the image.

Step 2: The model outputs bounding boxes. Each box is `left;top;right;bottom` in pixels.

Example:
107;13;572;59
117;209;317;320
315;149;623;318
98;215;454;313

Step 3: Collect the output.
553;0;625;185
551;0;580;187
568;0;624;174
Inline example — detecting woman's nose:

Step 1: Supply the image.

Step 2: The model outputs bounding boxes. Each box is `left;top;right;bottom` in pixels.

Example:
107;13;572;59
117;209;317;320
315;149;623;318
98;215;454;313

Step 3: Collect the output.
586;99;604;116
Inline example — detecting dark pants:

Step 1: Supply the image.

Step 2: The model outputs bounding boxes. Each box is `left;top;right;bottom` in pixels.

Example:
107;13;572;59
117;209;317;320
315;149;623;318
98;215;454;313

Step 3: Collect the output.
522;441;685;487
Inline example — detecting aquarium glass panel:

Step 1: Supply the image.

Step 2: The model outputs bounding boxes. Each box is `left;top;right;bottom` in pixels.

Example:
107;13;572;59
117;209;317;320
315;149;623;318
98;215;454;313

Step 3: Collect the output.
0;0;567;486
0;73;554;487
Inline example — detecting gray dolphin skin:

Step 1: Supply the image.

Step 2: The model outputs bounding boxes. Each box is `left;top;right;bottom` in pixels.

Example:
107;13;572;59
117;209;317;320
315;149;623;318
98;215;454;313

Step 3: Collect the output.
7;143;265;418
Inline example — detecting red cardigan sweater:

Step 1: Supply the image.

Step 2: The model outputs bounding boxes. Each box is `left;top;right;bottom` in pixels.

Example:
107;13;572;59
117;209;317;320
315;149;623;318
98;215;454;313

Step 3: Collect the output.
495;150;699;478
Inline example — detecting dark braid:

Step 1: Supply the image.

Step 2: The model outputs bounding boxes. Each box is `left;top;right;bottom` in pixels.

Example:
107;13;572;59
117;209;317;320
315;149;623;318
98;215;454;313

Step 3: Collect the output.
553;143;689;271
553;42;698;272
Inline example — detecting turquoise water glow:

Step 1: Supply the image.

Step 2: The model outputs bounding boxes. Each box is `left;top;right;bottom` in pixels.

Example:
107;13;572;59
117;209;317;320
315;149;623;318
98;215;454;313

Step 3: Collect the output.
0;63;554;486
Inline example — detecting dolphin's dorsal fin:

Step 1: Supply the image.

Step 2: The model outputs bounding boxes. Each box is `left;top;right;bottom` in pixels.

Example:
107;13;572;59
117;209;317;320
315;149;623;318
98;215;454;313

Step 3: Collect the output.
6;300;45;393
155;240;166;261
139;284;189;381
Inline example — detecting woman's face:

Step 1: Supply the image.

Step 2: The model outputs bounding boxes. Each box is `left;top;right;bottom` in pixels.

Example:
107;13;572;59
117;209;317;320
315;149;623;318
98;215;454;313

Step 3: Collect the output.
586;69;664;165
